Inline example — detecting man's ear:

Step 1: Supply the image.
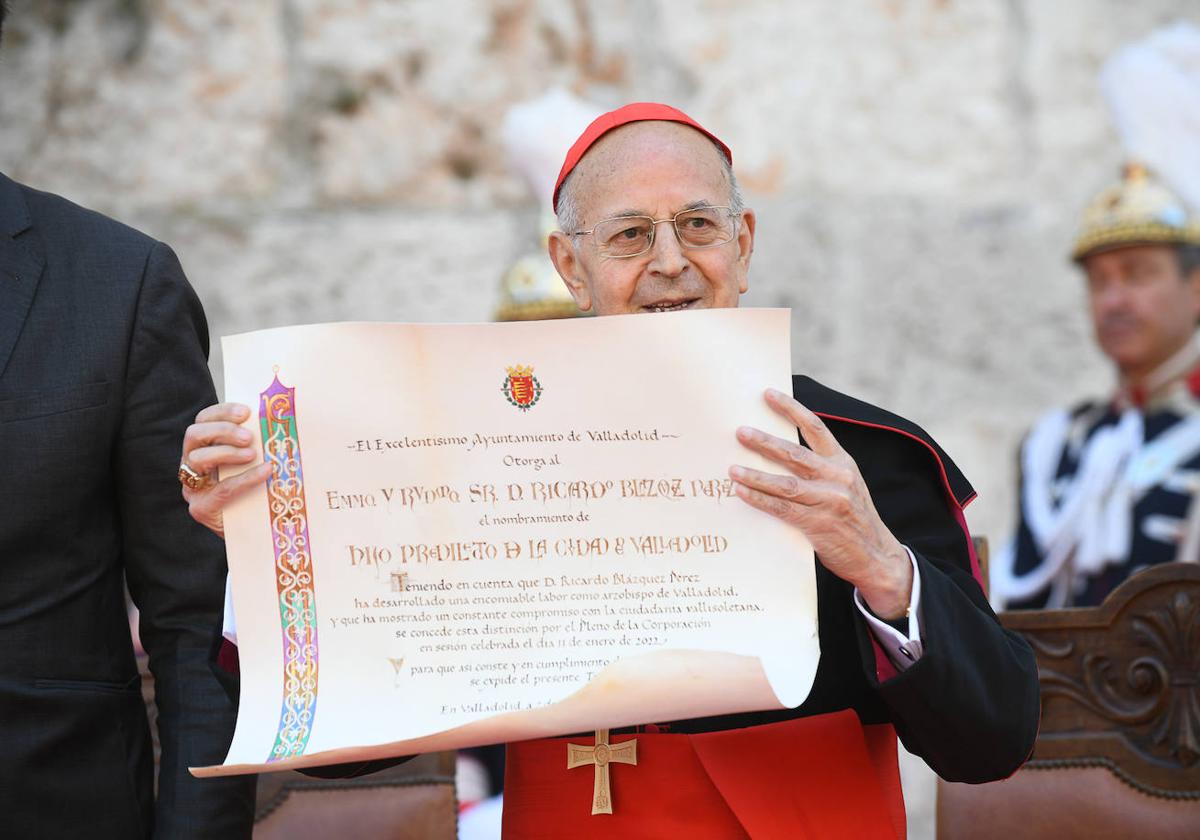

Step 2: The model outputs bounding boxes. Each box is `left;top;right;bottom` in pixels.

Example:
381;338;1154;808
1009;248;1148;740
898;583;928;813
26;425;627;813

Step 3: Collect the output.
735;208;756;295
1187;264;1200;323
548;231;593;312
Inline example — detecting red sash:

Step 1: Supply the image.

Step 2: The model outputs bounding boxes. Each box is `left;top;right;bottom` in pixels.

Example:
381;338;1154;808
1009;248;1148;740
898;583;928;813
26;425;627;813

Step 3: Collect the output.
503;710;903;839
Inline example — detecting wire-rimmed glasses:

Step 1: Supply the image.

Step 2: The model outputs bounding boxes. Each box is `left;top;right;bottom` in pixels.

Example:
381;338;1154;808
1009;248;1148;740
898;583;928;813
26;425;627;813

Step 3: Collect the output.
569;205;740;259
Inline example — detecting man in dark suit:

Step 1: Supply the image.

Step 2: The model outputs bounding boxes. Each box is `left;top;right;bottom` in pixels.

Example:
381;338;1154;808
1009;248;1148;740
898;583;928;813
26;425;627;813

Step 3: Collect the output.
0;7;255;836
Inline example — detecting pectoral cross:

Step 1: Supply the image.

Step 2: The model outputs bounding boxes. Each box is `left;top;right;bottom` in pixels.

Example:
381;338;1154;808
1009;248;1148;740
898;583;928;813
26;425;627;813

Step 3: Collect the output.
566;729;638;815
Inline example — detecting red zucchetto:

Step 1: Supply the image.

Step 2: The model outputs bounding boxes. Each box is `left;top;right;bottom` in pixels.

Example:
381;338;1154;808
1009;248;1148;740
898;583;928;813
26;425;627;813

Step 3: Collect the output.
551;102;732;213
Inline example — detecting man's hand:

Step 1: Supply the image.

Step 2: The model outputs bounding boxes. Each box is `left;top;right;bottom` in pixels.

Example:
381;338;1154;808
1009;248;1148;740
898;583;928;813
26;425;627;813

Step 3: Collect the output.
179;402;271;539
730;388;912;619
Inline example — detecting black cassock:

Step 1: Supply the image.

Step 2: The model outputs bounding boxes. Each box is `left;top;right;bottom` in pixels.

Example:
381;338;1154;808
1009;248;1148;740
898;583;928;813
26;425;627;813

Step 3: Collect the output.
697;375;1039;784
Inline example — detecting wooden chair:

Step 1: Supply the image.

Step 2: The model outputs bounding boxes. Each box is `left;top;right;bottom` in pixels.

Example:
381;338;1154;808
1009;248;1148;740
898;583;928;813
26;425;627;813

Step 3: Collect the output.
253;753;457;840
938;563;1200;838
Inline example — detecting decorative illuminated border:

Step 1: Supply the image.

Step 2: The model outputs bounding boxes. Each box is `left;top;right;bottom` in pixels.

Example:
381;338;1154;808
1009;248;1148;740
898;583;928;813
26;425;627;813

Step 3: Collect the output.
260;372;318;762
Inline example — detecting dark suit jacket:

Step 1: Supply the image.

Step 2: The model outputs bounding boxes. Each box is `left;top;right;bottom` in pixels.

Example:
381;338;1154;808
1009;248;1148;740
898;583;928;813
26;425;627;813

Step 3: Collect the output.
0;173;255;838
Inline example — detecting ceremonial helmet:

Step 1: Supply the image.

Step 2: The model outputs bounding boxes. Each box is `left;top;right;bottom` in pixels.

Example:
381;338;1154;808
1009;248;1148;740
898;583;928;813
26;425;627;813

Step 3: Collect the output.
1071;21;1200;262
1071;162;1200;262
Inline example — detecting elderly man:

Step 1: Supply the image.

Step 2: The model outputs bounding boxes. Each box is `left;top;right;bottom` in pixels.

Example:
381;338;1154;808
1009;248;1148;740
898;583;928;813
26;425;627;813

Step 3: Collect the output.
995;164;1200;609
182;104;1038;838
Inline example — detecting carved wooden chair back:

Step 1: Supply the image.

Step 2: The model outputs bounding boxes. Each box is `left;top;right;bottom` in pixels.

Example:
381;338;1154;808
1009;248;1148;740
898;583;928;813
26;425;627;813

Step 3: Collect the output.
938;563;1200;838
252;753;458;839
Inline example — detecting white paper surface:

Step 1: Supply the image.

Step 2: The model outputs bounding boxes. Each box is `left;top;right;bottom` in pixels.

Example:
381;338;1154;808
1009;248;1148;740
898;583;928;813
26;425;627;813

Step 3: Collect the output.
193;308;818;777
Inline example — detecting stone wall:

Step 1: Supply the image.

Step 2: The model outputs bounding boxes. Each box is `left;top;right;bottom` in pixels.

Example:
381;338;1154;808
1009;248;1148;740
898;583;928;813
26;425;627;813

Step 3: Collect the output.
5;2;1196;836
6;0;1195;545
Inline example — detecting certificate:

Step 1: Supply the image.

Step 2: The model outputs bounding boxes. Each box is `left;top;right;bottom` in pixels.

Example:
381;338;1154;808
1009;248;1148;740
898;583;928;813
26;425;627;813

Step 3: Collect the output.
193;308;818;777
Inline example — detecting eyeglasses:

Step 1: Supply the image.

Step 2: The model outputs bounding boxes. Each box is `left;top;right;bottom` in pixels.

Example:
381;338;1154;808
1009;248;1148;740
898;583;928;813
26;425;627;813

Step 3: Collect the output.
569;206;740;259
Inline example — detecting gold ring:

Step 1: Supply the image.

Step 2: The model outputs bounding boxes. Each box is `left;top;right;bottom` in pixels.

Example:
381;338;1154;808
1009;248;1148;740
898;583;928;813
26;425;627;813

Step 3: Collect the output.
178;462;213;490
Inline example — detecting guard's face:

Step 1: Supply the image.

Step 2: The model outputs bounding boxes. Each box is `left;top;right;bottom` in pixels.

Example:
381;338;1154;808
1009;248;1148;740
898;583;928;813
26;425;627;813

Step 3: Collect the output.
548;122;755;316
1083;245;1200;378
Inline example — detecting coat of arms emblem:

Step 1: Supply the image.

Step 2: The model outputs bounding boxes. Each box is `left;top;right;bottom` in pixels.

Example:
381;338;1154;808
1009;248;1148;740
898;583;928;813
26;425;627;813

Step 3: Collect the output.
502;364;542;411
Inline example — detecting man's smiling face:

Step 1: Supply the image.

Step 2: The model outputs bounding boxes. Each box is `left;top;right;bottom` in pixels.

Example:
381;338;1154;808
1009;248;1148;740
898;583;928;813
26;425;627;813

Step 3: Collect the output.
548;121;755;316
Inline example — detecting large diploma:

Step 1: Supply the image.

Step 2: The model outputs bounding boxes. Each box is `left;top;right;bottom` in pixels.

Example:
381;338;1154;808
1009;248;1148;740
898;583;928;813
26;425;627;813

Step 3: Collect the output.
193;308;818;777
